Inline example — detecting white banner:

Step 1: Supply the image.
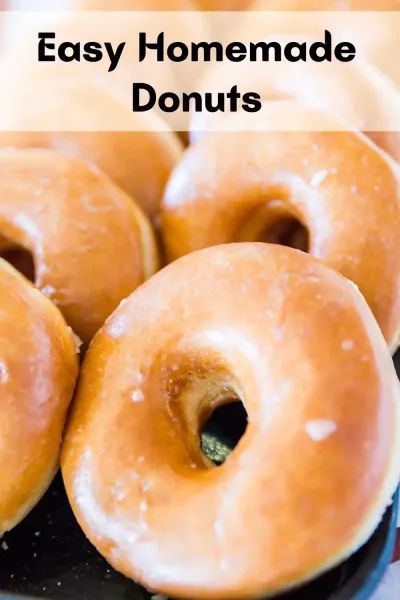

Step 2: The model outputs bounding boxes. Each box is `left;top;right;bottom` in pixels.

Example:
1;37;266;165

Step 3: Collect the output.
0;10;398;131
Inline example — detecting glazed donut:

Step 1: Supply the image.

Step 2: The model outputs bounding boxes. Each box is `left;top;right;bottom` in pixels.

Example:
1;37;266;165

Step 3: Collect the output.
0;258;78;533
0;148;158;344
162;129;400;351
61;243;400;599
0;57;182;220
0;127;182;223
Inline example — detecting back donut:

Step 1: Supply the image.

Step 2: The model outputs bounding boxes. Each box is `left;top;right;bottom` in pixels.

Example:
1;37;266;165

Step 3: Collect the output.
162;130;400;350
0;148;159;343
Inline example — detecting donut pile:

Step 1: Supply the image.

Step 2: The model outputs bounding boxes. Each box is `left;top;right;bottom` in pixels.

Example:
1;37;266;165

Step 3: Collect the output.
0;2;400;600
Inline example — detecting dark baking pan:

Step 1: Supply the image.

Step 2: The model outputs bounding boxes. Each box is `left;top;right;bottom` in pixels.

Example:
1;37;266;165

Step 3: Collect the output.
1;362;399;600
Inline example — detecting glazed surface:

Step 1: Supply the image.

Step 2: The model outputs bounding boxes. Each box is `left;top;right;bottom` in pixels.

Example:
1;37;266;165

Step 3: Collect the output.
0;260;78;534
62;244;400;599
162;130;400;350
0;148;158;343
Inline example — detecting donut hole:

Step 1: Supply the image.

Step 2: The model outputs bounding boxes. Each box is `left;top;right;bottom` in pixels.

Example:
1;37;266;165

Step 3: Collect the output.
258;217;309;251
239;204;309;252
1;245;35;282
201;400;248;466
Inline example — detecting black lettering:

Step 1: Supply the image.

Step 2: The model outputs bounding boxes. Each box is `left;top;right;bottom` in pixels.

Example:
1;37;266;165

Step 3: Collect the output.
104;42;125;72
159;92;180;112
284;41;307;62
167;42;189;62
138;32;164;62
225;42;247;62
204;92;225;113
309;30;332;62
181;92;203;112
83;41;102;63
335;41;356;62
242;92;262;113
132;82;156;112
249;41;282;62
38;32;55;62
226;85;240;112
191;41;224;62
58;41;81;62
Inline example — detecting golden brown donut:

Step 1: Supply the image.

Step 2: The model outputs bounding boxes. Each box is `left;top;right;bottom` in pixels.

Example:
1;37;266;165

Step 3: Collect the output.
162;130;400;351
0;259;78;534
0;129;182;223
0;67;183;221
61;243;400;599
0;148;158;344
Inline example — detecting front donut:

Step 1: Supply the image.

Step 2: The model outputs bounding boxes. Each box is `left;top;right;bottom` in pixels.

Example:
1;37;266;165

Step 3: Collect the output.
0;259;78;534
61;243;400;599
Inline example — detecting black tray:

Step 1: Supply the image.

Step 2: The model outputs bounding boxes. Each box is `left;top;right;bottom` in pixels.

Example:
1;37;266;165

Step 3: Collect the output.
1;359;399;600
